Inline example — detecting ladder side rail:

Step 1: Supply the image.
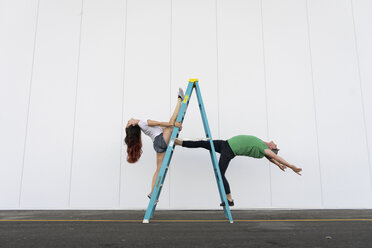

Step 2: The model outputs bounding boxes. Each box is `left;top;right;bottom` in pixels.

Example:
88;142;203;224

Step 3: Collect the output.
194;82;233;223
143;82;194;223
207;145;229;218
176;82;195;123
194;82;227;196
196;96;227;206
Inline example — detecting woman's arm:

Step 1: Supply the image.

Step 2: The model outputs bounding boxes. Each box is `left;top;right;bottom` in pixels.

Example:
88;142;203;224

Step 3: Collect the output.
264;149;302;175
147;119;184;129
126;118;140;128
147;120;173;128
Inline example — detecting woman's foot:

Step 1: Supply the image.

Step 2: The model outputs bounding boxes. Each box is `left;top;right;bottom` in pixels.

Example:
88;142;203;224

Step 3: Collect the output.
220;199;234;207
178;88;184;100
147;193;152;199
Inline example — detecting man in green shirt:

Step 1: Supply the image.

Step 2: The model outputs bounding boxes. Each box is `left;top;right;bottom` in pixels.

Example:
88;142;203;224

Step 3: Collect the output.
175;135;302;206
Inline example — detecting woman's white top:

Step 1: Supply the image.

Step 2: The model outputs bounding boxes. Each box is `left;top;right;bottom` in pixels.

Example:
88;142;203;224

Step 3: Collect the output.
138;119;163;142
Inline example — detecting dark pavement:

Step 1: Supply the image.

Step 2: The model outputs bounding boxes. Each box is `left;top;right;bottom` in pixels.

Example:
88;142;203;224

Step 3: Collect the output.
0;210;372;248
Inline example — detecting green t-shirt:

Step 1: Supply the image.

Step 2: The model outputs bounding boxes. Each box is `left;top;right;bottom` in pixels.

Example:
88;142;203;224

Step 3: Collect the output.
227;135;268;158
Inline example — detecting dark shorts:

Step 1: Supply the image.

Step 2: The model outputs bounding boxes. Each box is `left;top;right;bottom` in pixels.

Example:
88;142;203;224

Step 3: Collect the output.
153;133;167;153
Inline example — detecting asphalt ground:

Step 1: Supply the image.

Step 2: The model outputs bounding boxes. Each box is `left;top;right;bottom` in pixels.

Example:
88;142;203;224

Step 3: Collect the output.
0;210;372;248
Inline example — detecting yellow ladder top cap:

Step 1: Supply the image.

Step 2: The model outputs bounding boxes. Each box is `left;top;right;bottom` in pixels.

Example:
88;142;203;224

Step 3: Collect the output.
189;78;199;83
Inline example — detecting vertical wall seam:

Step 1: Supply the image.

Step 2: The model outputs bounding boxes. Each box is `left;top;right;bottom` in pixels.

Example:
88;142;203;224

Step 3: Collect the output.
68;0;84;208
350;0;372;192
119;0;129;208
18;0;41;208
215;0;221;140
169;0;173;209
259;0;272;207
305;0;324;206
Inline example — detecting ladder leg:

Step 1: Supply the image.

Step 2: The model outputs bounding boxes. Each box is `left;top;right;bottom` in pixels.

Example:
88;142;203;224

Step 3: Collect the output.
211;166;229;219
223;206;228;218
194;81;234;223
142;82;194;223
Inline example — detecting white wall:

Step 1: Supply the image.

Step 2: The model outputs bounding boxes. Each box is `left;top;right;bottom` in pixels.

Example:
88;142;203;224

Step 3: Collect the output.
1;0;371;210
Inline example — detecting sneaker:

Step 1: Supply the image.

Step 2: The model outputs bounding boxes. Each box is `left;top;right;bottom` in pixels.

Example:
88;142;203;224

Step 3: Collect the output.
178;88;184;100
220;199;234;207
147;193;152;199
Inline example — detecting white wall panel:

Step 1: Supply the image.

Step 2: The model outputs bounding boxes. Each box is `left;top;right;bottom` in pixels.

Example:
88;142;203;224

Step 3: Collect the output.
69;0;126;208
217;0;271;208
170;0;221;209
2;0;372;210
262;0;322;208
308;0;372;207
120;0;171;209
352;0;372;191
0;0;39;209
19;0;82;208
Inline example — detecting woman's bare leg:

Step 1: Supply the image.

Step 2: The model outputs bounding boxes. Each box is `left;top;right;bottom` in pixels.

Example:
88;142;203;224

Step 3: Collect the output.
150;152;165;194
150;99;182;194
169;98;182;124
163;98;182;144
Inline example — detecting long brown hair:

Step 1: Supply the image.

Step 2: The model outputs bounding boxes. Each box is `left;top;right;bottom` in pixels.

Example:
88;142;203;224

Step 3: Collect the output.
124;125;142;163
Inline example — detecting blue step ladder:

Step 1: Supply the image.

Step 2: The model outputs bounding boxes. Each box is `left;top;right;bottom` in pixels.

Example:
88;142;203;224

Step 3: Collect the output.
142;79;234;224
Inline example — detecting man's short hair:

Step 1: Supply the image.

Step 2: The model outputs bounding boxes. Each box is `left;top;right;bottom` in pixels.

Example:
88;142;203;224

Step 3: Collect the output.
271;148;279;155
264;148;279;160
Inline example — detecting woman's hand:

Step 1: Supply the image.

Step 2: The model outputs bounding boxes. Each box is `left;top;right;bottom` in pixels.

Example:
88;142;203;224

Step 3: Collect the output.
126;118;138;128
174;121;182;131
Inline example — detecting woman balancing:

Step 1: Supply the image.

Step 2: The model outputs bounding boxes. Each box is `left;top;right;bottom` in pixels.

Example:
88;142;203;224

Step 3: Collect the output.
125;88;184;199
175;135;302;206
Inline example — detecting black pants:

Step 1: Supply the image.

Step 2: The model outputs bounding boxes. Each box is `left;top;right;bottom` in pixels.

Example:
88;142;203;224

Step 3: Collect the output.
182;140;235;194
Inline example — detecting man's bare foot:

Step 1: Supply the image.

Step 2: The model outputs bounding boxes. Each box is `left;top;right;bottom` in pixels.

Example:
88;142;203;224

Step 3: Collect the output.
226;194;233;202
175;138;182;146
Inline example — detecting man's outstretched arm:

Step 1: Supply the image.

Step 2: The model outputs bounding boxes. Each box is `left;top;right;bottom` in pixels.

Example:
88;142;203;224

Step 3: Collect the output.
264;149;302;175
265;156;287;171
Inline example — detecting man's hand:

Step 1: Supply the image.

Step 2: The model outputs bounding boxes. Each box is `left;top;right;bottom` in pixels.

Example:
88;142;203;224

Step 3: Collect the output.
291;166;302;176
271;159;287;172
277;163;287;172
174;121;182;131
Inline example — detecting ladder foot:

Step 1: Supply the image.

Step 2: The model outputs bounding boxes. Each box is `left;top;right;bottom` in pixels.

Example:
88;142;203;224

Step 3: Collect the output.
143;219;149;224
